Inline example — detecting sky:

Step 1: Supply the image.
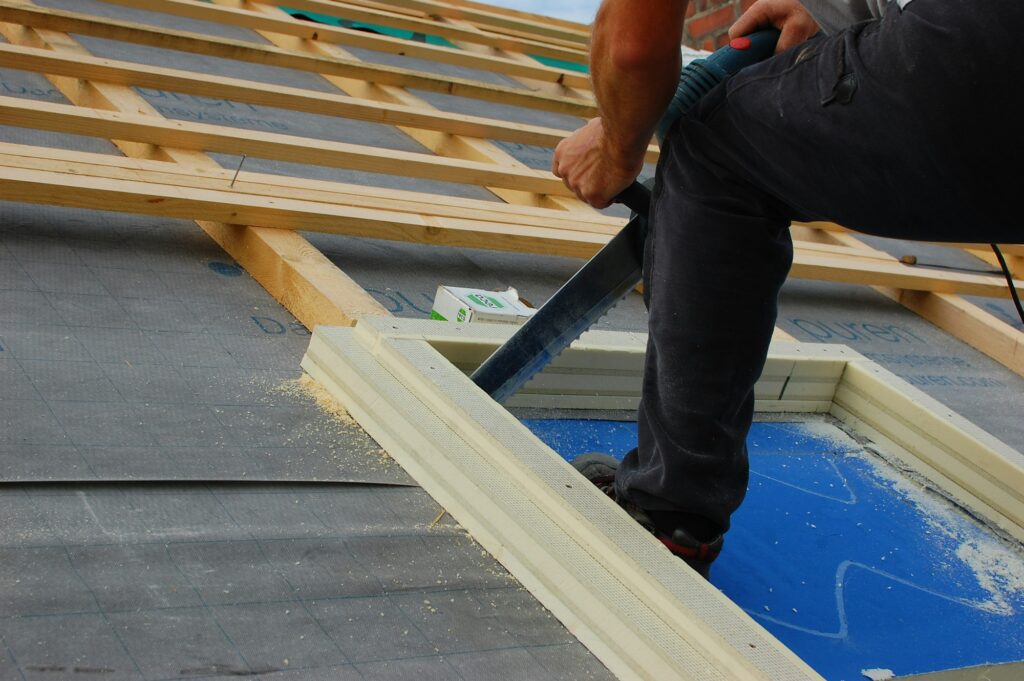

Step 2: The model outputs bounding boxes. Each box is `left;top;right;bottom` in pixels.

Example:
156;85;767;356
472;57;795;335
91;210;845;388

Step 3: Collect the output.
485;0;601;24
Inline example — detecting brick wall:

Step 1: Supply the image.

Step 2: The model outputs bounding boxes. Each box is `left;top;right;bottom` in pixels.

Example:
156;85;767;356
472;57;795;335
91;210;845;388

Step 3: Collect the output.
683;0;757;50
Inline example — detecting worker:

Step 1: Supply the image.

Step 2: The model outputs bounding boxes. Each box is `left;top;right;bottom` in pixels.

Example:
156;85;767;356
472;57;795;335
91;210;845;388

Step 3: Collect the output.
552;0;1023;578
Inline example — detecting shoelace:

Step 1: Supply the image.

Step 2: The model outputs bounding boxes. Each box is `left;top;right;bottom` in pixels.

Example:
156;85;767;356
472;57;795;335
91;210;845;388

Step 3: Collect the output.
591;475;616;498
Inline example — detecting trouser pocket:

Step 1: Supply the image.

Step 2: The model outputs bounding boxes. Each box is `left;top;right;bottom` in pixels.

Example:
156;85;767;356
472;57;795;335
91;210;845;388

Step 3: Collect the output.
816;33;857;106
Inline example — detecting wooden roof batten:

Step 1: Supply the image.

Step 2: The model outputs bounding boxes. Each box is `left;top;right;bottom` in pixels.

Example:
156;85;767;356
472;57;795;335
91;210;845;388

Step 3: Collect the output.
1;0;1021;363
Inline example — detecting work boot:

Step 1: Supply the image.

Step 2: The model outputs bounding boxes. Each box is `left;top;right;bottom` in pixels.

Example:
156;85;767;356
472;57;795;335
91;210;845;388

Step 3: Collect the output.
571;452;723;579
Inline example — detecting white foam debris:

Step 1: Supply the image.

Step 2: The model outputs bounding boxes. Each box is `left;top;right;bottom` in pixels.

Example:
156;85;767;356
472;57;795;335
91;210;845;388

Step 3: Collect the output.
856;443;1024;615
786;419;864;452
955;541;1024;611
757;417;1024;618
861;669;895;681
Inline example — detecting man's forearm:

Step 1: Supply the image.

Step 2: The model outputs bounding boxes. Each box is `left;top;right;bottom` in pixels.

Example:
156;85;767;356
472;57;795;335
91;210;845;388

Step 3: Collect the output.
590;0;688;161
550;0;688;207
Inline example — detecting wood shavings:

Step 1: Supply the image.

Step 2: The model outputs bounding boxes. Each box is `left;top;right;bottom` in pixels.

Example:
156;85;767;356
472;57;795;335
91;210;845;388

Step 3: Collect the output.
429;509;448;528
272;373;397;471
275;373;355;426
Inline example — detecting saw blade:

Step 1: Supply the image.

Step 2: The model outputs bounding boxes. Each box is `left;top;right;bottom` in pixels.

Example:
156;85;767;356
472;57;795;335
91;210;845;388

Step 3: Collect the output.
469;211;647;403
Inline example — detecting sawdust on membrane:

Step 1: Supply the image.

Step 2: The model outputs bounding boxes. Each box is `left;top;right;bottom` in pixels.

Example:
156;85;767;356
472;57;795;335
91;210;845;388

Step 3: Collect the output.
860;444;1024;615
273;373;395;469
783;418;1024;615
277;373;356;426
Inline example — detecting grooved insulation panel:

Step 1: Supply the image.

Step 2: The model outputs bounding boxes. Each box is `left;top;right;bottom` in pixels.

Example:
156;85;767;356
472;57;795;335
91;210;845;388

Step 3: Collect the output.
525;417;1024;681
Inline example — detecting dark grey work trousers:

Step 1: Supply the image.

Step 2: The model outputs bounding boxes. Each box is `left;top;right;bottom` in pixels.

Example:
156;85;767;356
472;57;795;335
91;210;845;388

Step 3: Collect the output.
615;0;1024;535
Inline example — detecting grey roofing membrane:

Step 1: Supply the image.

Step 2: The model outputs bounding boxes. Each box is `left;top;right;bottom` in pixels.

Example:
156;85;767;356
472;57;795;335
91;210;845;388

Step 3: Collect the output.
0;200;617;679
1;1;1022;679
0;3;620;679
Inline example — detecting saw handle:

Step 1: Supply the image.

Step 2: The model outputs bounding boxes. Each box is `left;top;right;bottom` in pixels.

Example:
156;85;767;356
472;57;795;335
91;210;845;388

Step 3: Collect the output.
613;181;652;219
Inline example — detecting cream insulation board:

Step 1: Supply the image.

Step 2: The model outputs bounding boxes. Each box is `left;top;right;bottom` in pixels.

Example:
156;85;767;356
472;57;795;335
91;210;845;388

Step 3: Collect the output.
302;318;827;681
302;318;1024;679
411;321;845;411
831;359;1024;544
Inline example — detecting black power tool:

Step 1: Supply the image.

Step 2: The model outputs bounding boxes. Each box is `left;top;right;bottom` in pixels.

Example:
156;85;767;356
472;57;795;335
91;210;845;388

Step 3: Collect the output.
471;30;780;402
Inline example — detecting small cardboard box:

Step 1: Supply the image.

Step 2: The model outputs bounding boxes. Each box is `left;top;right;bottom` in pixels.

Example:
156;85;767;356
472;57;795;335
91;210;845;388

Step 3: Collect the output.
430;285;536;325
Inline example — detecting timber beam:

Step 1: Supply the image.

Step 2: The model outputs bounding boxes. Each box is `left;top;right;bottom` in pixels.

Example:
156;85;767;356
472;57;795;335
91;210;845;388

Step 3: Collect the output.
322;0;591;45
103;0;589;64
0;1;597;116
0;41;619;154
1;151;1022;298
0;94;575;197
375;0;591;44
0;141;621;233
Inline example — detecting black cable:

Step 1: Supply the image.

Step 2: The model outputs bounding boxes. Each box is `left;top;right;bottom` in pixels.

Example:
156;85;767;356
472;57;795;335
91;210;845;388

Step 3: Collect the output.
991;243;1024;325
898;257;1002;276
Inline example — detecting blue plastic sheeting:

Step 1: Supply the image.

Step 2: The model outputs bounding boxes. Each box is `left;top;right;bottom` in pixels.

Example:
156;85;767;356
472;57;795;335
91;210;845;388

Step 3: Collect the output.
522;418;1024;681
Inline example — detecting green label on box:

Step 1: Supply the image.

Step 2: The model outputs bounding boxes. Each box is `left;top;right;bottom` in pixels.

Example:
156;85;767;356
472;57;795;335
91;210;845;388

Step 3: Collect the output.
429;310;447;321
467;293;505;309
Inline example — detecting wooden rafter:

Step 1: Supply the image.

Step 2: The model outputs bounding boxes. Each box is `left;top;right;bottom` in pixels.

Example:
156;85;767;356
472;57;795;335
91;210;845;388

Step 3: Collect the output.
0;1;390;329
792;223;1024;377
197;0;589;60
0;142;621;232
0;95;575;196
0;41;646;156
0;164;607;257
796;222;1024;258
0;1;597;116
0;145;1020;298
340;0;592;44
